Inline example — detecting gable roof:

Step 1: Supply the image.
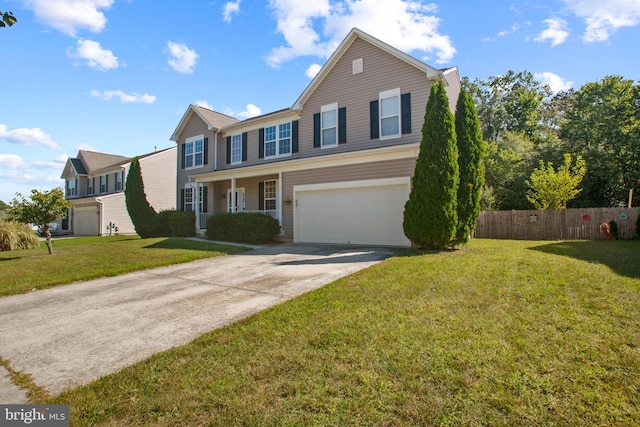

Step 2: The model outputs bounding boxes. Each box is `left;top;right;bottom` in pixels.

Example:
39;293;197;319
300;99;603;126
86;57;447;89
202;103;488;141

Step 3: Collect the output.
292;28;443;110
170;105;240;142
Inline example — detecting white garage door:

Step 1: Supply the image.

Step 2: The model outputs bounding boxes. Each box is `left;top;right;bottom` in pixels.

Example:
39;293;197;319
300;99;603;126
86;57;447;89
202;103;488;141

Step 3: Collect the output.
74;205;100;236
294;178;411;247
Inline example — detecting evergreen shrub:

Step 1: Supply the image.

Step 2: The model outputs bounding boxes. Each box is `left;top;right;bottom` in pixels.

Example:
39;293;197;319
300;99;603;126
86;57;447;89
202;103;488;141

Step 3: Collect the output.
206;212;280;244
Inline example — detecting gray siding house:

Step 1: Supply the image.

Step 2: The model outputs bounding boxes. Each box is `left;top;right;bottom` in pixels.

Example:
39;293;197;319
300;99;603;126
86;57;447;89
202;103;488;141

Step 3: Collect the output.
60;147;177;236
171;28;460;247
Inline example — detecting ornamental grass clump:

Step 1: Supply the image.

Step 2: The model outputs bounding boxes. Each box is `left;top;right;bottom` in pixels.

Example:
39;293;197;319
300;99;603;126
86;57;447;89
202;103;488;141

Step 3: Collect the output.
0;220;39;251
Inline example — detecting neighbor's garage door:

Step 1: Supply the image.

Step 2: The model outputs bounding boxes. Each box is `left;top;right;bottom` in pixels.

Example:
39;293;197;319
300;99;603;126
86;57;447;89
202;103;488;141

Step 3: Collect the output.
294;178;411;247
73;205;99;236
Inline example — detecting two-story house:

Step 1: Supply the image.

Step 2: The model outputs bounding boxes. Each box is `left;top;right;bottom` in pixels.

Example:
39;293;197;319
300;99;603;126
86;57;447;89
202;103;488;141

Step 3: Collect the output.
60;147;176;235
171;28;460;247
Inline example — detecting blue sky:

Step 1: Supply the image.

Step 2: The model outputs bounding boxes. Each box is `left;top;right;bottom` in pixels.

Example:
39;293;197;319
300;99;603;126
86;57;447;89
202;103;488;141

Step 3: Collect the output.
1;0;639;203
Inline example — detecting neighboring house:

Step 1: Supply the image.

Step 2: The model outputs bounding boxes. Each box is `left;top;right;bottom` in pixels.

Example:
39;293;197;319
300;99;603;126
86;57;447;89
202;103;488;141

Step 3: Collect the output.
60;147;177;236
171;28;460;247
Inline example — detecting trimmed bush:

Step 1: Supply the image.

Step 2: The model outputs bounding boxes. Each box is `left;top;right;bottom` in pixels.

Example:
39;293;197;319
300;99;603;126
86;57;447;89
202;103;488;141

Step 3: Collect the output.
170;211;196;237
0;220;39;251
206;212;280;244
148;210;174;237
636;212;640;239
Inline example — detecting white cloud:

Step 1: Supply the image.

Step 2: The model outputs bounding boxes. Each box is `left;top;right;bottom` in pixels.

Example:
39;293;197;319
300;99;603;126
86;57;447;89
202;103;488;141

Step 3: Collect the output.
563;0;640;42
90;90;156;104
0;154;28;170
306;63;322;79
535;72;574;93
535;18;570;46
483;24;520;42
223;0;241;23
194;100;215;110
226;104;263;119
167;41;199;74
23;0;114;36
266;0;456;67
33;155;69;169
0;124;59;149
68;39;119;70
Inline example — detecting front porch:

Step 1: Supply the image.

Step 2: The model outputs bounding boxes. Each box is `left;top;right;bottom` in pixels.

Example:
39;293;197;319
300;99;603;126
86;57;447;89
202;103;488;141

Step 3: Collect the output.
187;173;287;234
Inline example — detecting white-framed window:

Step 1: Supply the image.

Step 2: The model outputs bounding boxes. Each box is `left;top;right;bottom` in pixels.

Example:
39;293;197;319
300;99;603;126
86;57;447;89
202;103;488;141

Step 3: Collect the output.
185;135;205;169
184;184;205;212
67;179;77;197
231;134;242;164
115;171;123;191
99;175;108;193
264;180;277;210
321;103;338;148
87;177;94;195
184;186;194;211
265;123;291;157
379;88;401;140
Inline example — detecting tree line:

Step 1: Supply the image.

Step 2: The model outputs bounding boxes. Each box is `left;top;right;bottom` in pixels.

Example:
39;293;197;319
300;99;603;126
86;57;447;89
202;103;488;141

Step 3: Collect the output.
465;71;640;210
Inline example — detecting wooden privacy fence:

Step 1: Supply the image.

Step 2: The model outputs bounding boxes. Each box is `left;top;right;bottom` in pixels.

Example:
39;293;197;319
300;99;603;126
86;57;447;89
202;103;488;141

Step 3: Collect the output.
475;208;639;240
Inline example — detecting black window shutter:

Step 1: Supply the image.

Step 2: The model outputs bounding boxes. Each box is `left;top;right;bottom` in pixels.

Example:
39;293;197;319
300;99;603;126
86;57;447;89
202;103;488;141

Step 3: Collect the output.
203;137;209;165
181;143;186;169
258;182;265;210
370;100;379;139
226;136;231;164
258;128;265;159
202;186;208;213
338;107;347;144
292;120;299;153
242;132;248;162
313;113;321;148
180;189;185;211
106;175;109;191
401;93;412;134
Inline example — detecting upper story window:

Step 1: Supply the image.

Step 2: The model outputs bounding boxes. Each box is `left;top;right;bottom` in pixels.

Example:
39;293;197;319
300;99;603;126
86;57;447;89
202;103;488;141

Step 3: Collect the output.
379;88;400;139
185;135;205;169
87;177;94;195
99;175;108;193
231;134;242;164
321;103;338;148
370;89;411;140
66;179;77;197
115;171;123;191
265;123;291;157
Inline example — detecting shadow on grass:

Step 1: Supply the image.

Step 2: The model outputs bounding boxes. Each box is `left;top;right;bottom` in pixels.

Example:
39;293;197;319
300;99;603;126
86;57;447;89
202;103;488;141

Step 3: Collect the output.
529;240;640;279
143;237;249;253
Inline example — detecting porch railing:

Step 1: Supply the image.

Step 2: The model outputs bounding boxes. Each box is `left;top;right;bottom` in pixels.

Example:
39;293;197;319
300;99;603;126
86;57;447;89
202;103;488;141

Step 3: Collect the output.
198;212;212;229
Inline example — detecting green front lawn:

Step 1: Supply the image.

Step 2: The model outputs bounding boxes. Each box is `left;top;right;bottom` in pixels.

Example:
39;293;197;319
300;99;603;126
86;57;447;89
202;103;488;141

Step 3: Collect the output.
0;236;249;297
50;239;640;426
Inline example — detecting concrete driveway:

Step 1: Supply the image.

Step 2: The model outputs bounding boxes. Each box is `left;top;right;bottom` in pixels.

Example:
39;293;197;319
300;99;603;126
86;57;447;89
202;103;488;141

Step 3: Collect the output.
0;243;398;400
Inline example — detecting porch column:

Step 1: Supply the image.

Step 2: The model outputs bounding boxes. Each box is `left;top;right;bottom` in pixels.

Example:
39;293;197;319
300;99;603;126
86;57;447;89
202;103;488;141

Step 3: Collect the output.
231;177;236;212
278;171;283;226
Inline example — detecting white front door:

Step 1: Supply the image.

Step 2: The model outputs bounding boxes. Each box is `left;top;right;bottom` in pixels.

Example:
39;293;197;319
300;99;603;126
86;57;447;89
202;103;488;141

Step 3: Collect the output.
227;188;246;212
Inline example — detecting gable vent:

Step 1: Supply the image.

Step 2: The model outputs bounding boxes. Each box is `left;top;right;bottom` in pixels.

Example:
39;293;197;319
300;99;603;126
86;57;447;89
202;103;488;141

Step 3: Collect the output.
352;58;363;75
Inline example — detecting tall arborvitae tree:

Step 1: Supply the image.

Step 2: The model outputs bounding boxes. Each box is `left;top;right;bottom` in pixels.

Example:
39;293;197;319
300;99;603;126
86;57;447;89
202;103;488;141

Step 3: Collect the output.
454;87;485;244
403;81;459;249
125;157;156;238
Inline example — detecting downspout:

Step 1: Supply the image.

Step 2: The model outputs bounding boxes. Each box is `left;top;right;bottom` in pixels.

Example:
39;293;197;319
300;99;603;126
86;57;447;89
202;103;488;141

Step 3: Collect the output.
278;171;283;230
189;175;199;231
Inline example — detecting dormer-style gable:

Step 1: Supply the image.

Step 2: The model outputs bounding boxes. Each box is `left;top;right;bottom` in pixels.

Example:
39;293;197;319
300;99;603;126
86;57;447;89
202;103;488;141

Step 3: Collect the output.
171;105;240;142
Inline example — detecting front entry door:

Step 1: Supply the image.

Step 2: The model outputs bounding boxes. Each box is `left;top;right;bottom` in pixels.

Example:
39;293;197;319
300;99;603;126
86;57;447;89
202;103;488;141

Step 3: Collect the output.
227;188;246;212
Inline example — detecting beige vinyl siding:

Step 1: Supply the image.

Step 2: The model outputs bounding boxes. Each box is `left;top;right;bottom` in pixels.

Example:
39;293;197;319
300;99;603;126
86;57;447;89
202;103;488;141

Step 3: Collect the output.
138;148;177;212
99;193;136;235
299;37;431;158
281;157;416;238
176;114;217;196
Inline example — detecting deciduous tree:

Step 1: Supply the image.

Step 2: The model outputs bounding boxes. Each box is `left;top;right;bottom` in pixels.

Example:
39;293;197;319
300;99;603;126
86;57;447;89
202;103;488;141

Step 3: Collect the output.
6;188;69;255
1;10;17;28
526;154;586;210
